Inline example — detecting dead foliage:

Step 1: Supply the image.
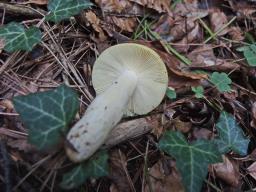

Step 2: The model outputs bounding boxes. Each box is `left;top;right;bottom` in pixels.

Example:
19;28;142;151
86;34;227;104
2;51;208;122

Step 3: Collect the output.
1;0;256;191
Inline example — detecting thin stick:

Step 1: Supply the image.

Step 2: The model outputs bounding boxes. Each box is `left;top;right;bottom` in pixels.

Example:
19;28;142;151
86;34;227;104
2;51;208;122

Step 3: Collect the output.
0;2;44;17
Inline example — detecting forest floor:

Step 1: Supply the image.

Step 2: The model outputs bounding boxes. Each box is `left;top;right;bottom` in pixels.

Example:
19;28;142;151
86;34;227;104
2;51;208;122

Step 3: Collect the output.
1;0;256;192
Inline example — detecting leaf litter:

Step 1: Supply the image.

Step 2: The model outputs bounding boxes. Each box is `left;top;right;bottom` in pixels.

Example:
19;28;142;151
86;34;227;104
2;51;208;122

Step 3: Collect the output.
1;0;256;191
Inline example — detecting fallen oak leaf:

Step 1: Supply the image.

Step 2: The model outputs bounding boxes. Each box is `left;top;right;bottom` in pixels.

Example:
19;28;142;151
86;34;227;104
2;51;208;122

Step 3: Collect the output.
144;159;184;192
130;0;171;13
210;155;240;187
106;16;137;32
84;11;107;41
209;9;229;36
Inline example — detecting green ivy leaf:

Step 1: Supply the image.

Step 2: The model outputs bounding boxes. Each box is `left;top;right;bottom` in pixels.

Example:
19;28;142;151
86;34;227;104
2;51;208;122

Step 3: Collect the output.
60;151;109;189
159;131;222;192
238;44;256;66
192;86;204;98
0;22;41;52
209;72;232;93
13;85;79;150
166;87;177;99
215;111;250;155
46;0;93;23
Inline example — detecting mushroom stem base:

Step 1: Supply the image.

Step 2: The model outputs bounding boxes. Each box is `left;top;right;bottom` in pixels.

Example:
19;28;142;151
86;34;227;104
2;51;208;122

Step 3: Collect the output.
66;70;138;162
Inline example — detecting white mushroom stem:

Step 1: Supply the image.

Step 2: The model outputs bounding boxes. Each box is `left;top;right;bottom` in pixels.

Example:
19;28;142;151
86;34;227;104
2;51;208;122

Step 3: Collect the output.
66;70;138;162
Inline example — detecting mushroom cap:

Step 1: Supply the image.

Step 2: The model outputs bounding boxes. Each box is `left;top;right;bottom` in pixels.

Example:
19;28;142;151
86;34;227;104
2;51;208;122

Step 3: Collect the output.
92;43;168;115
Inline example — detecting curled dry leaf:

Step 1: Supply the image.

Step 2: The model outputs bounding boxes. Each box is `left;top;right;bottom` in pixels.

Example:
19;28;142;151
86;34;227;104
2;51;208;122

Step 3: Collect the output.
228;26;244;41
229;1;256;19
172;117;192;133
209;9;229;36
210;155;240;187
169;19;196;42
188;45;240;72
188;45;217;66
106;16;137;32
95;0;131;13
95;0;142;15
174;23;202;53
130;0;170;13
144;159;184;192
153;14;175;42
85;11;107;41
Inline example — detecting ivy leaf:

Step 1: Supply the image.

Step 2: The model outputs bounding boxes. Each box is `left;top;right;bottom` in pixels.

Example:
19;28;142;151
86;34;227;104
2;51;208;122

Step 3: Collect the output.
192;86;204;98
13;85;79;150
0;22;41;52
59;164;86;190
46;0;93;23
60;151;109;189
215;111;250;155
209;72;232;93
237;44;256;66
159;131;222;192
166;87;177;99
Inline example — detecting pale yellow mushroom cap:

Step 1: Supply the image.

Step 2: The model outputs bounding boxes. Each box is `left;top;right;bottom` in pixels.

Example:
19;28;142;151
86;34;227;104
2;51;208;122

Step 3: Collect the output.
92;43;168;115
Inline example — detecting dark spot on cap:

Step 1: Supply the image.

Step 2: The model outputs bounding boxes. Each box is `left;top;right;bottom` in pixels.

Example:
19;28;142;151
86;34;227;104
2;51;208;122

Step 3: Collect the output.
105;106;107;110
114;81;118;84
85;142;90;146
82;129;88;134
78;124;84;129
70;133;80;139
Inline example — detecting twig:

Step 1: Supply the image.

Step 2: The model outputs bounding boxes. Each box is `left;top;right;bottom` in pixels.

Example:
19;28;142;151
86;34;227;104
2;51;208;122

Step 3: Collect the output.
104;114;160;147
0;139;12;192
0;2;44;18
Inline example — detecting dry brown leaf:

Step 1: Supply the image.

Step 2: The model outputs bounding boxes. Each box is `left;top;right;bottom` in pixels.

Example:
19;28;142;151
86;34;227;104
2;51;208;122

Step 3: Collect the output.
188;45;240;72
130;0;170;13
95;0;142;15
228;26;244;41
7;138;36;153
174;23;202;53
106;16;137;32
109;150;133;192
144;159;184;192
210;155;240;187
0;99;14;112
250;102;256;129
209;9;229;36
247;161;256;181
85;11;107;41
153;14;175;42
174;1;208;18
172;117;192;133
95;0;130;13
192;128;212;140
188;45;217;66
169;19;196;42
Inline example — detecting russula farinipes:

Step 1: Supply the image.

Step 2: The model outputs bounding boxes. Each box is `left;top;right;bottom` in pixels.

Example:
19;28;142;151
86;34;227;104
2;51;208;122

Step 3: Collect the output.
66;43;168;162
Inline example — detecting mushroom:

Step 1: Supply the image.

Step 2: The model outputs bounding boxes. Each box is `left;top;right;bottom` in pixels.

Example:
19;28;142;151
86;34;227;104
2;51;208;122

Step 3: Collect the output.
66;43;168;162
